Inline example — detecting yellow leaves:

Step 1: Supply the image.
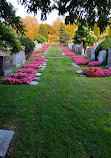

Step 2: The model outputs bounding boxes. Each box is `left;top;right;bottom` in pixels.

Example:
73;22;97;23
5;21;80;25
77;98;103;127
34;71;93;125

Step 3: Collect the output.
21;16;39;39
65;24;77;37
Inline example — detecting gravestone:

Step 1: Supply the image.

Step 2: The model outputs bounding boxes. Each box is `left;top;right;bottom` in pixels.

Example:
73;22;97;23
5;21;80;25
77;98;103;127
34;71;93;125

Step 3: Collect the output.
90;48;96;61
20;50;26;64
106;48;111;68
29;81;38;85
86;47;95;59
0;55;12;76
98;50;107;65
72;45;75;52
12;53;21;67
95;42;99;47
0;129;14;157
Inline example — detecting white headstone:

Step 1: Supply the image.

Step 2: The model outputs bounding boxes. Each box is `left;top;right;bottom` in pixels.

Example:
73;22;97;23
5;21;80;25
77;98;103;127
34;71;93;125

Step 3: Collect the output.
98;50;107;65
12;53;21;67
20;50;26;64
91;48;96;61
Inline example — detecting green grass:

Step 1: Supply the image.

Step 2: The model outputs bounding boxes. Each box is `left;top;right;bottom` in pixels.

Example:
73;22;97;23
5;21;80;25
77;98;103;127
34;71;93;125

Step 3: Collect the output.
0;43;111;158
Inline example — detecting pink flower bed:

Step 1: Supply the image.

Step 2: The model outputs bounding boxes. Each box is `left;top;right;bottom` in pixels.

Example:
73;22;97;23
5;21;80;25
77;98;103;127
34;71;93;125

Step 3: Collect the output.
57;44;65;49
32;44;50;54
82;67;111;77
61;49;75;56
2;56;46;85
0;50;4;54
88;61;101;67
2;68;36;85
72;56;90;65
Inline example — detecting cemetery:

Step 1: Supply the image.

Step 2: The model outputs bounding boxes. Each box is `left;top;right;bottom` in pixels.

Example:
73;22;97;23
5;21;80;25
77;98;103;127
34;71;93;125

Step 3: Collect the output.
0;0;111;158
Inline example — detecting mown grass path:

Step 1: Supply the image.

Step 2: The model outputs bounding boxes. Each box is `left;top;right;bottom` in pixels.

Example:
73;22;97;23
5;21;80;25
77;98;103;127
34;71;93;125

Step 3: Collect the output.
0;44;111;158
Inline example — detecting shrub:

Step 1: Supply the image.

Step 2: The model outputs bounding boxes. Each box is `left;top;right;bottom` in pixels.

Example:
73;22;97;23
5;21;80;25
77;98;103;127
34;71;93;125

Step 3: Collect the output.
95;38;111;60
19;36;35;59
34;34;46;43
88;61;101;67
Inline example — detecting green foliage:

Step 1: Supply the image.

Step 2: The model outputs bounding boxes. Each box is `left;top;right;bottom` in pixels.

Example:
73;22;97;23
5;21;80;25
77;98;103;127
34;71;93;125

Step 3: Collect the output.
37;24;48;41
34;34;46;43
95;38;111;60
73;26;97;49
108;28;111;39
0;0;26;34
0;22;21;53
58;23;71;44
19;36;35;59
93;23;100;42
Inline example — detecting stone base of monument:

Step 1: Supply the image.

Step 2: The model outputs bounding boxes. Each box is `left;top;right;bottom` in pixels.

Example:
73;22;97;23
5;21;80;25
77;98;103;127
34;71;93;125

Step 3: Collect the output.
0;129;14;157
106;65;111;68
4;70;12;76
29;81;39;85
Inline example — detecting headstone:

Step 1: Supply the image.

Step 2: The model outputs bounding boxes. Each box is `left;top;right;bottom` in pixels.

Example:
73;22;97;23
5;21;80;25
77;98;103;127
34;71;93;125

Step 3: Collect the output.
90;48;96;61
76;70;83;74
93;43;96;47
0;55;12;76
33;77;40;80
81;48;85;55
35;73;41;77
72;63;80;68
12;53;21;67
72;45;75;52
20;50;26;64
95;42;99;47
86;47;95;59
0;129;14;157
43;62;47;66
106;48;111;68
79;74;87;77
98;50;107;65
29;81;38;85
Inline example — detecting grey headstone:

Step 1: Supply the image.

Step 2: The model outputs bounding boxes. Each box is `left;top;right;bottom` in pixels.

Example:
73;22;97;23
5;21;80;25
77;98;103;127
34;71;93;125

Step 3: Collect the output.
106;48;111;68
0;55;12;76
76;70;83;74
72;63;80;68
33;77;40;80
43;62;47;66
29;81;39;85
98;50;107;65
40;67;45;70
79;74;87;77
0;129;14;157
20;50;26;64
12;53;21;67
91;48;96;61
35;73;41;77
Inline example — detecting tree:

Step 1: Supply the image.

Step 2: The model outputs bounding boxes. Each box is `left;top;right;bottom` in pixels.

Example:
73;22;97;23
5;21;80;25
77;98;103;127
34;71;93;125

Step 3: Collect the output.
93;23;100;42
108;27;111;39
58;23;71;44
18;0;111;33
0;0;25;52
19;36;35;59
21;16;39;39
34;34;46;43
44;24;55;35
65;24;77;37
73;25;97;53
52;17;62;36
37;24;48;41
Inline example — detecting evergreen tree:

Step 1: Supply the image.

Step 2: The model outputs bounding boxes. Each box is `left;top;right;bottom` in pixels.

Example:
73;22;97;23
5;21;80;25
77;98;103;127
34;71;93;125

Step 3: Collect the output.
58;23;71;44
37;24;48;41
93;23;100;42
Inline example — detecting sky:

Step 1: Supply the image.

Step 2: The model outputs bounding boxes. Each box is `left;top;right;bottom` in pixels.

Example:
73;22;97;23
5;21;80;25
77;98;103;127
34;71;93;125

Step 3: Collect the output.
7;0;64;25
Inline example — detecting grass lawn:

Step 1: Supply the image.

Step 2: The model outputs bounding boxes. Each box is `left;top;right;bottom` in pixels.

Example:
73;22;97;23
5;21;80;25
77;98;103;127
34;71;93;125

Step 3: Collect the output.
0;44;111;158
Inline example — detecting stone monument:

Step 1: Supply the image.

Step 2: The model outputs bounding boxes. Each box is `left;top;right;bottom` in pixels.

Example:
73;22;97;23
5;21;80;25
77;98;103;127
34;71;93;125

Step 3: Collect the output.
20;50;26;64
106;48;111;68
12;53;21;67
90;48;96;61
98;50;107;65
0;55;12;76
